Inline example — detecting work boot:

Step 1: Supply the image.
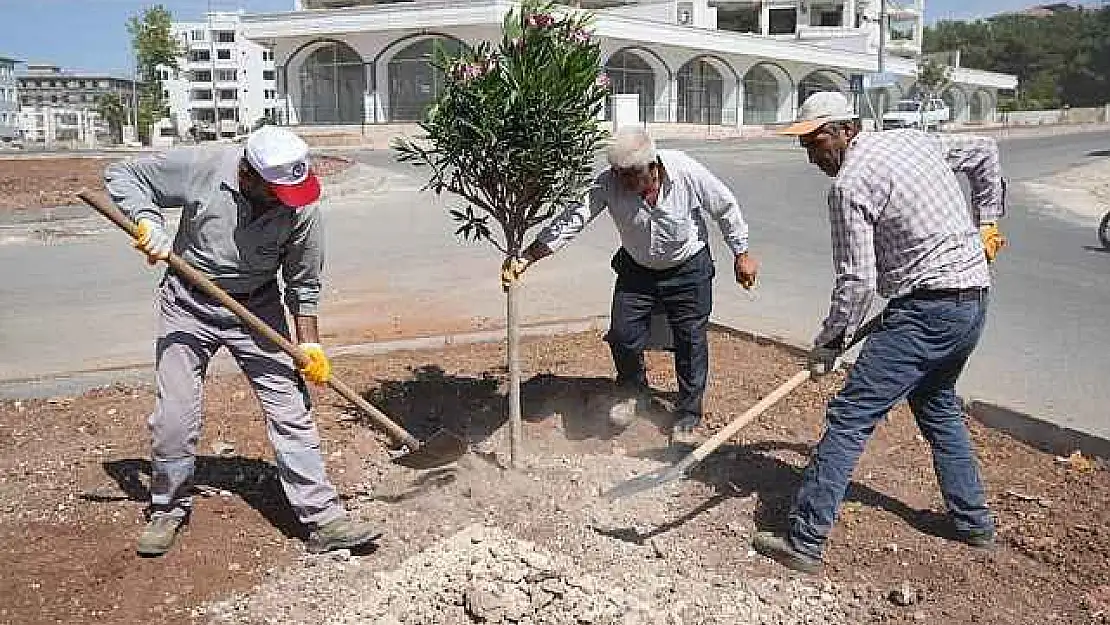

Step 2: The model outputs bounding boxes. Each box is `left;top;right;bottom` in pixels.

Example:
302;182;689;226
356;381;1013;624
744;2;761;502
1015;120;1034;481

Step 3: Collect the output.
669;414;701;447
305;517;382;554
752;531;823;575
136;512;187;557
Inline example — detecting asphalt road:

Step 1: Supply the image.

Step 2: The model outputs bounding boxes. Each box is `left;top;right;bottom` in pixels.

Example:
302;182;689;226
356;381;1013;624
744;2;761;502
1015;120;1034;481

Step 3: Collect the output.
1;128;1108;442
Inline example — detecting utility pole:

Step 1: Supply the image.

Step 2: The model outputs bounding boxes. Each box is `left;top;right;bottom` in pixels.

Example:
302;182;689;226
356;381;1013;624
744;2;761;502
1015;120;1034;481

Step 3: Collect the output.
876;0;886;131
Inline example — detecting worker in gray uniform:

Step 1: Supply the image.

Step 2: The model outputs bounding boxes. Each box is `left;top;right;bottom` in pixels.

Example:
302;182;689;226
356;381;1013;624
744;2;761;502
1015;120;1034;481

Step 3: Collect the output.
105;125;380;557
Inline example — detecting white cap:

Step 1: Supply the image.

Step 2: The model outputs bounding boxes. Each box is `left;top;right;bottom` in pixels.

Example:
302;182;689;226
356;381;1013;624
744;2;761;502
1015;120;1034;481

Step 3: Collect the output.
780;91;859;136
244;125;320;208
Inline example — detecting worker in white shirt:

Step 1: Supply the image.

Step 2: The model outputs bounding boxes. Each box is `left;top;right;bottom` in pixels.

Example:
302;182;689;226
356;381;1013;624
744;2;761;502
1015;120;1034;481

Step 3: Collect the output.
501;126;758;444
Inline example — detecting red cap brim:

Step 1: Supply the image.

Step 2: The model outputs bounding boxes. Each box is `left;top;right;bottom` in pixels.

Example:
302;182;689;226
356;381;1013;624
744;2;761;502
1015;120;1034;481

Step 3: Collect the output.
270;171;321;209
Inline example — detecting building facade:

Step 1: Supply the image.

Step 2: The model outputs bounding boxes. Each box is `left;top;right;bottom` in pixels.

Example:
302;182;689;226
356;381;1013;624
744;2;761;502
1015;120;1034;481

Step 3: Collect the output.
163;11;279;140
17;64;138;147
0;56;20;145
244;0;1014;131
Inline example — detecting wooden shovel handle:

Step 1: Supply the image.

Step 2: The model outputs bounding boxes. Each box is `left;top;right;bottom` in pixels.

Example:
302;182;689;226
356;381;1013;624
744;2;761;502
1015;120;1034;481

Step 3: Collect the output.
681;314;883;468
79;189;421;449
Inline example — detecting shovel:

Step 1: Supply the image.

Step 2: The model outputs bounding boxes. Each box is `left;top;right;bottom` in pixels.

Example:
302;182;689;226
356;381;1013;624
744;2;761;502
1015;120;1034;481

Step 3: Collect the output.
79;189;467;470
603;314;882;500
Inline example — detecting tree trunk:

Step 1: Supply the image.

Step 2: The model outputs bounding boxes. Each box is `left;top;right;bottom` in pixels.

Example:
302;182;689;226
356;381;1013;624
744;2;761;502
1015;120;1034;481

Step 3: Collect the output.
506;280;523;469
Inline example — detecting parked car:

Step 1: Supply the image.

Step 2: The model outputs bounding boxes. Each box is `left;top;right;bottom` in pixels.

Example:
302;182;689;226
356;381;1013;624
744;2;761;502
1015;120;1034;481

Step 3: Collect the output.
882;98;950;131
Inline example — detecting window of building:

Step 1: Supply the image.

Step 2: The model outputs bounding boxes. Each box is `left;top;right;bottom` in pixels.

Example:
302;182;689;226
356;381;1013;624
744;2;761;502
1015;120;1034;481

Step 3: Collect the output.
218;107;238;120
262;50;274;62
191;29;205;41
190;50;211;63
263;70;275;81
264;89;276;99
812;6;844;26
163;90;170;100
218;89;237;100
215;31;235;43
191;70;212;83
716;6;760;33
99;80;109;88
50;95;58;103
85;94;95;102
192;89;213;101
217;49;232;61
768;8;798;34
889;18;916;40
216;69;237;82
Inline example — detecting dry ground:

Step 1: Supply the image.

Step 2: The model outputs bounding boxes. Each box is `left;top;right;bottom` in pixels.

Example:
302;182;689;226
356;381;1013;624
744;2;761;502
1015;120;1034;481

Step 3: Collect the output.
0;153;353;211
0;330;1107;625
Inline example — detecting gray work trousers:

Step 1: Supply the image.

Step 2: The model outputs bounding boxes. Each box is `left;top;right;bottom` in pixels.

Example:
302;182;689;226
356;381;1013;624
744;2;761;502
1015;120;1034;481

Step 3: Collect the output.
148;273;343;529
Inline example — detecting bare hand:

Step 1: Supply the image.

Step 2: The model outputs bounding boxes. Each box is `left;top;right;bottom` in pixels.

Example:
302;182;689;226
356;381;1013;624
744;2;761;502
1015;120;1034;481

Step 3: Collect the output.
734;253;759;290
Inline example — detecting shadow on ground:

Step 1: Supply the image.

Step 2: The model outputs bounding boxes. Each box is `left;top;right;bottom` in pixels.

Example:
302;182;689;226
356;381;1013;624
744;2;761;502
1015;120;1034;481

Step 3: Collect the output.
352;366;675;445
86;457;305;539
599;441;959;545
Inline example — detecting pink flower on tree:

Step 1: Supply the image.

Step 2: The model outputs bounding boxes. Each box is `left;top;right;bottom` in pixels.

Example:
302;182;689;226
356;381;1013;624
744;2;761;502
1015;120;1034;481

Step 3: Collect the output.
595;73;611;89
525;13;556;29
567;28;591;44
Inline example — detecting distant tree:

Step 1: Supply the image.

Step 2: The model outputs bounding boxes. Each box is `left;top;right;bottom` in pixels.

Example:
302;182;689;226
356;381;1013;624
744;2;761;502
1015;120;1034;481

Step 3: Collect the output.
924;7;1110;110
95;93;128;145
127;5;182;144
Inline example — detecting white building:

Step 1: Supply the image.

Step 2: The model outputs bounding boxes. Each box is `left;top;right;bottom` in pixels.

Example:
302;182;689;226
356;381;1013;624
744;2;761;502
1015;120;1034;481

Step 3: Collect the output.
163;11;279;140
242;0;1015;133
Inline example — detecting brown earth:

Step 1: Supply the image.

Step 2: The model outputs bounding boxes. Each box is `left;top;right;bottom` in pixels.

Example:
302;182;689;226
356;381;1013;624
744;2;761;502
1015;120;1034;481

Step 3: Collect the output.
0;153;353;211
0;329;1106;625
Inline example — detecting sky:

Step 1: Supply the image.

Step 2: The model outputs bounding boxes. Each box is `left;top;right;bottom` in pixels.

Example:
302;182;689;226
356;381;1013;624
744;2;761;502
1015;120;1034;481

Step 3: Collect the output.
0;0;1103;74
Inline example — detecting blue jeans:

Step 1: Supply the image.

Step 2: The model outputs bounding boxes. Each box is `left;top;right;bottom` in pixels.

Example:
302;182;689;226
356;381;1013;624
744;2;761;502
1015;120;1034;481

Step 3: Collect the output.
788;292;994;558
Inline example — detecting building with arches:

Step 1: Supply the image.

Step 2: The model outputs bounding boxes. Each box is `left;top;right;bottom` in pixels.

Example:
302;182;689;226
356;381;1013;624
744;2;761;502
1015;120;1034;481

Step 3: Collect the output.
242;0;1015;130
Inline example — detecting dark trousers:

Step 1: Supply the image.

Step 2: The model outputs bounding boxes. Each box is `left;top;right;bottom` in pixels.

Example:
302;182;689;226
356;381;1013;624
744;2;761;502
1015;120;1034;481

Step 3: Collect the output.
605;247;714;421
788;291;994;558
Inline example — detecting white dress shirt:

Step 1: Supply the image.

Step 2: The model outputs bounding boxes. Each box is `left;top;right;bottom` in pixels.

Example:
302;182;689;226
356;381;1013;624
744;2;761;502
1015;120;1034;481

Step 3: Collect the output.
535;149;749;271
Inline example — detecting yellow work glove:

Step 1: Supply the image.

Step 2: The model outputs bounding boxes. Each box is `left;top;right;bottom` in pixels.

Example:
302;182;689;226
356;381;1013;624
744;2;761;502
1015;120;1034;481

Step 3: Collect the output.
298;343;331;384
500;257;530;292
980;223;1006;263
132;218;172;264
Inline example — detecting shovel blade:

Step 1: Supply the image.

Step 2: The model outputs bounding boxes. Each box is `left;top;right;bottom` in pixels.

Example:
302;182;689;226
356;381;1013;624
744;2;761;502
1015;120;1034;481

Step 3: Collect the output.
390;429;468;470
602;463;689;501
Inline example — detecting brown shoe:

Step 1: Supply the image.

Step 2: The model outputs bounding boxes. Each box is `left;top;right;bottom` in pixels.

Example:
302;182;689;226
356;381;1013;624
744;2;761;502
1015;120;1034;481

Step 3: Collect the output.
306;517;382;554
137;513;187;557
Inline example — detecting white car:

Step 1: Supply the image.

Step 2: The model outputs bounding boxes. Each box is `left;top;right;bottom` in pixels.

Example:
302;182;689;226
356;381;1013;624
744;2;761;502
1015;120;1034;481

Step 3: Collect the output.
882;98;950;131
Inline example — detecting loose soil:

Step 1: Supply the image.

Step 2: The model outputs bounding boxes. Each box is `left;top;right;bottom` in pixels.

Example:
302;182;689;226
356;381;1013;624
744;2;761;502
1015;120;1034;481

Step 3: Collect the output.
0;153;353;211
0;330;1106;625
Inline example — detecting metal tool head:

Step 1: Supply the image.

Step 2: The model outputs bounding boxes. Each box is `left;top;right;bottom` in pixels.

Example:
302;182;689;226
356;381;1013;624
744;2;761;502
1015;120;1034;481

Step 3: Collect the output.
390;428;469;470
602;461;690;501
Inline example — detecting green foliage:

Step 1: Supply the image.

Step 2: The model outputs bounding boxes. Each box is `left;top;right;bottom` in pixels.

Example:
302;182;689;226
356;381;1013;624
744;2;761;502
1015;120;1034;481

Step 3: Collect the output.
95;93;129;144
915;57;953;100
392;0;610;256
127;5;183;144
924;7;1110;109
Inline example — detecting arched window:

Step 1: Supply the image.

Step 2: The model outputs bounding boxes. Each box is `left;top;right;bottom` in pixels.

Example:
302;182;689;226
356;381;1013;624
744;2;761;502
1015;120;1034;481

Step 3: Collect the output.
297;42;365;124
677;59;723;125
387;38;465;122
605;50;657;123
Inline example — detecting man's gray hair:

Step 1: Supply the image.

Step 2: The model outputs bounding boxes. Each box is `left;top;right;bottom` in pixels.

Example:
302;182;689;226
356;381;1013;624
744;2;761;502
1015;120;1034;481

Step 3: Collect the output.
607;126;658;171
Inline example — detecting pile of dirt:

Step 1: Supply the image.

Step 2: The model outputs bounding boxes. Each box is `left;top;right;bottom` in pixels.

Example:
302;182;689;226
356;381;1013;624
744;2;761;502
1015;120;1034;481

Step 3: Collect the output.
204;523;846;625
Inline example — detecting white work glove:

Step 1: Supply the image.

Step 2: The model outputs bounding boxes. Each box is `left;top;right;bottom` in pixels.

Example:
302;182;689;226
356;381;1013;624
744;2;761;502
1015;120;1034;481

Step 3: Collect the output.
132;218;172;264
806;345;841;377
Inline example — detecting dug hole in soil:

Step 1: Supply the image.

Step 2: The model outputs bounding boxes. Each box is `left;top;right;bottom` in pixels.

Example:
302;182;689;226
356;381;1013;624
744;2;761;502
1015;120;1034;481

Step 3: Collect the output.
1;330;1107;625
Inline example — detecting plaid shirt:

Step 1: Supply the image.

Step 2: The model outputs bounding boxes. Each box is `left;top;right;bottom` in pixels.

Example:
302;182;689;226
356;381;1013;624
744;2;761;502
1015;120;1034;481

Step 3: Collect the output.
815;130;1005;348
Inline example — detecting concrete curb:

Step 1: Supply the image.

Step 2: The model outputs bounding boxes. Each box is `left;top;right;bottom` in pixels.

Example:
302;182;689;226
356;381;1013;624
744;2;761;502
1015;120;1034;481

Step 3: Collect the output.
3;314;1106;460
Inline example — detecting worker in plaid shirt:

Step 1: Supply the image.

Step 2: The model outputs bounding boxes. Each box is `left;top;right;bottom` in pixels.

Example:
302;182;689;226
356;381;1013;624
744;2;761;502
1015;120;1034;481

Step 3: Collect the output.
753;91;1007;574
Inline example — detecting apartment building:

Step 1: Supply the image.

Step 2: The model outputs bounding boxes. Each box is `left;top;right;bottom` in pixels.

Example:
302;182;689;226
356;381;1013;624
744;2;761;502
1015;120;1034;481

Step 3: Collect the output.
16;64;138;147
0;56;19;145
247;0;1010;129
163;12;278;140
